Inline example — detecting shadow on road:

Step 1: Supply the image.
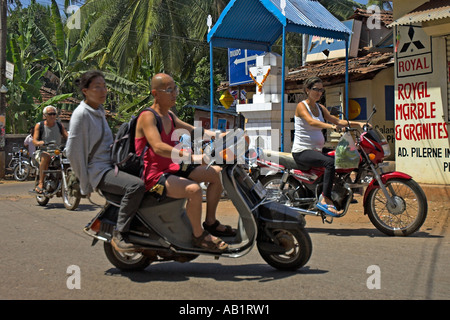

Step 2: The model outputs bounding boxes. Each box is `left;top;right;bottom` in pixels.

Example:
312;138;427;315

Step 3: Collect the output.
104;262;328;283
306;227;441;238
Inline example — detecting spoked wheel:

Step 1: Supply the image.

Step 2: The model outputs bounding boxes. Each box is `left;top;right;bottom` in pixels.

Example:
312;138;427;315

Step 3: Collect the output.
103;242;152;271
13;163;31;181
257;228;312;271
62;169;81;211
365;178;427;236
260;174;307;208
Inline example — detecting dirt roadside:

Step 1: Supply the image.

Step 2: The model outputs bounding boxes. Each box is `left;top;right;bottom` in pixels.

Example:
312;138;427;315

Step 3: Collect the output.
210;193;450;236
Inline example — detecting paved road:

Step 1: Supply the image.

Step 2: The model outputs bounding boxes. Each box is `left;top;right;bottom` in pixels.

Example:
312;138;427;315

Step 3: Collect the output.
0;180;449;302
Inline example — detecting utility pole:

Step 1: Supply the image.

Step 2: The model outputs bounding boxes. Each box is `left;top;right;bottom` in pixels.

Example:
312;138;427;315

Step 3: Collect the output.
0;0;6;179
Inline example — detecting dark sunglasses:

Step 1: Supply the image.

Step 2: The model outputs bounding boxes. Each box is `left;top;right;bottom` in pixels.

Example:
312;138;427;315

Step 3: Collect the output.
311;87;325;93
46;113;57;116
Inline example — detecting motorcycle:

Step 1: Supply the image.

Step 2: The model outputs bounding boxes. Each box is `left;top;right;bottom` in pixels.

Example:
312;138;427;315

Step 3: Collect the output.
252;106;428;236
83;129;313;271
7;144;36;181
31;143;82;211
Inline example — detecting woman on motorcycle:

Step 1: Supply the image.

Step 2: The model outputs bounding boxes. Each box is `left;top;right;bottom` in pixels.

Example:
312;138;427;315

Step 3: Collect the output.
292;76;365;216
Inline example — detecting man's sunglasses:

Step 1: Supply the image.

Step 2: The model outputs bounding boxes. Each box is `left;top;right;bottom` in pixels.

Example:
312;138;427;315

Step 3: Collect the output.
46;113;57;116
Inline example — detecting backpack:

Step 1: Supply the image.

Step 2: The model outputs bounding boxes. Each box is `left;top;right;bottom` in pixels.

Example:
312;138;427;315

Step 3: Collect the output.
110;108;175;177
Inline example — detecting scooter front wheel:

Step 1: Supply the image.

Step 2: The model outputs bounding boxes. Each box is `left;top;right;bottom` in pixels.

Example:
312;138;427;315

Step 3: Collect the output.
257;228;312;271
104;242;152;271
365;178;427;236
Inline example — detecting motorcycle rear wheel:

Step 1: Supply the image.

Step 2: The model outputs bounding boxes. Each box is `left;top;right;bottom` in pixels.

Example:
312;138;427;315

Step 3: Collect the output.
257;228;312;271
365;178;428;236
260;174;306;208
13;163;30;181
104;242;152;271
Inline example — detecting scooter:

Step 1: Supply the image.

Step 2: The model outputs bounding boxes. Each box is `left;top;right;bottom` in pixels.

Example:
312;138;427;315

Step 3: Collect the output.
84;129;312;271
252;107;428;236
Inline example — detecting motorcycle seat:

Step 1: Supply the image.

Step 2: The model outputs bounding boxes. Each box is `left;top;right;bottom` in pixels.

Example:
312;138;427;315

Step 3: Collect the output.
99;189;180;207
260;149;311;171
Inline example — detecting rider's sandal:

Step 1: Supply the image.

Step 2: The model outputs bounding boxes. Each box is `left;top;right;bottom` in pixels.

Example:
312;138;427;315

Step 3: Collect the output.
192;230;228;252
34;186;44;194
316;202;340;217
203;220;236;237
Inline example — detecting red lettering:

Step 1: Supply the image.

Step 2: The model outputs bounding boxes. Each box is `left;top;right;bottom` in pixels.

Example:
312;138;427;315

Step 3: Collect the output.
430;101;436;118
399;61;404;73
395;125;402;140
398;84;404;100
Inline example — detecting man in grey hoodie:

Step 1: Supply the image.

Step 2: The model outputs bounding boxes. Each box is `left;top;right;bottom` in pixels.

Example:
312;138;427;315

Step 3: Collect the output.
66;71;146;252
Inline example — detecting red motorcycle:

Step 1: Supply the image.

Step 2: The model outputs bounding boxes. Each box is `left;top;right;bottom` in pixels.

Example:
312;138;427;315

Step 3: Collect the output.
252;107;427;236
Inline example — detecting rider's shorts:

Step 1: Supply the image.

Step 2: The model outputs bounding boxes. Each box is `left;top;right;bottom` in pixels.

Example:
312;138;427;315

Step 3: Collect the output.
148;163;198;201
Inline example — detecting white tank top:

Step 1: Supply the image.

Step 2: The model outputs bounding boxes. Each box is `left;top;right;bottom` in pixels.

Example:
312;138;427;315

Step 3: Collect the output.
291;100;325;153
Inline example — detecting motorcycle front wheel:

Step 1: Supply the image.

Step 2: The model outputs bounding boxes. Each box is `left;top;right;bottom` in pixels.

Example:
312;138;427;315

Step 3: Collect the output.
103;242;152;271
62;169;81;211
13;162;31;181
257;228;312;271
365;178;428;236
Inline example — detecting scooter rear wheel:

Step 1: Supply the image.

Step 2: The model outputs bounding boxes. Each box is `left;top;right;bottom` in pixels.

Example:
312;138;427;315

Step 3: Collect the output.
257;228;312;271
104;242;152;271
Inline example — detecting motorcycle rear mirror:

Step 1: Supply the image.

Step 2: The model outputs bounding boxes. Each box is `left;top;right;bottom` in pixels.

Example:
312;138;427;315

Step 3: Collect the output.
329;106;342;116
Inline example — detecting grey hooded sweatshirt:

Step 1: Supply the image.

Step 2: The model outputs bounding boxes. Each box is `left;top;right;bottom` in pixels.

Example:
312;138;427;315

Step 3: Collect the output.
66;101;114;195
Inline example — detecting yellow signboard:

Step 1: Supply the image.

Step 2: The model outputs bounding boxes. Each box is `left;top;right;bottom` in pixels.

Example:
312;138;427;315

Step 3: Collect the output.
219;90;234;109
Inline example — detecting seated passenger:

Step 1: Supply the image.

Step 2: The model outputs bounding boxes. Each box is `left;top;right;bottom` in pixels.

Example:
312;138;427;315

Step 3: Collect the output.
135;73;235;252
66;70;146;253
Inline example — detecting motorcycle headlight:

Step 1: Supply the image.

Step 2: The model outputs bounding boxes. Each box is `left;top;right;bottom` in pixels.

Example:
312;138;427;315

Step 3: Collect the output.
382;143;391;158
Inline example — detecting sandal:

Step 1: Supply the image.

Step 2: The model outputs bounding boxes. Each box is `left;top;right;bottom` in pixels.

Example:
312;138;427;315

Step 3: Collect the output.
203;220;236;237
192;230;228;252
34;186;44;194
316;202;341;217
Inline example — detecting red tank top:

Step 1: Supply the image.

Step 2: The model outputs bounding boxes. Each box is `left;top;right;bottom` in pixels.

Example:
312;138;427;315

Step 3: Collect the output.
135;111;180;191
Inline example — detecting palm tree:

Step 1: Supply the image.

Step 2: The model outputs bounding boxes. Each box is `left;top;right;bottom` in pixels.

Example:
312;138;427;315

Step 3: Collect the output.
367;1;393;11
78;0;190;79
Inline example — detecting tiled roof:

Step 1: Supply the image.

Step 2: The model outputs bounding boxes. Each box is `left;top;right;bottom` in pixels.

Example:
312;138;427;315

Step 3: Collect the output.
349;8;393;25
286;51;394;89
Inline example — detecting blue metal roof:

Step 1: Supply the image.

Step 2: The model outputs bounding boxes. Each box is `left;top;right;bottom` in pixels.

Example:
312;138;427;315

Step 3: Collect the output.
208;0;352;51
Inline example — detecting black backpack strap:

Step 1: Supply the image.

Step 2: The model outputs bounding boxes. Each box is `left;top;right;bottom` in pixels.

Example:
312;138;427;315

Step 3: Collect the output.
143;108;176;133
38;121;45;141
144;108;162;133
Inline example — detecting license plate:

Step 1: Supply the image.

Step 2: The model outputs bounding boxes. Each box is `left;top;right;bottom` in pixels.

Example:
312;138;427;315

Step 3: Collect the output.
253;180;267;198
62;159;70;164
